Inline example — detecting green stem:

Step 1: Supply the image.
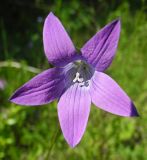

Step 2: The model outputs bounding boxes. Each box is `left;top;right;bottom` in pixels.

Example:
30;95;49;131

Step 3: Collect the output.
0;61;41;73
45;126;60;160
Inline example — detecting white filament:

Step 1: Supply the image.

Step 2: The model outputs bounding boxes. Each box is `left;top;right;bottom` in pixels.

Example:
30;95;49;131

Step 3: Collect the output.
73;72;84;83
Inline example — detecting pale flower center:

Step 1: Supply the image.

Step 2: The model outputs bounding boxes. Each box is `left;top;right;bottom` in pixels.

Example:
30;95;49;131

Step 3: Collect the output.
72;60;94;87
63;60;94;88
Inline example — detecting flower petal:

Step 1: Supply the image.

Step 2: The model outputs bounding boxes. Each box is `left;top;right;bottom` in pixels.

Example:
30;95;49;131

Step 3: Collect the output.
58;83;91;147
81;19;121;71
90;71;139;117
10;68;65;106
43;12;78;66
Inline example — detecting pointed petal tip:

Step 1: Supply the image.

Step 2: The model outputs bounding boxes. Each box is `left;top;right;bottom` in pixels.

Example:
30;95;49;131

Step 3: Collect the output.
49;12;55;17
49;11;54;15
9;96;43;106
108;107;139;117
9;94;16;103
129;103;139;117
46;12;55;20
9;96;21;106
9;97;13;103
111;18;121;27
120;103;139;117
68;139;80;148
9;92;21;105
107;18;121;30
8;95;26;106
9;97;21;106
69;142;77;148
115;18;121;23
131;112;139;117
116;18;121;26
44;12;56;23
123;111;139;117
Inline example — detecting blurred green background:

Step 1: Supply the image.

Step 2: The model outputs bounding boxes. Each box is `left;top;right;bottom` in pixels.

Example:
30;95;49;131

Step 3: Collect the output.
0;0;147;159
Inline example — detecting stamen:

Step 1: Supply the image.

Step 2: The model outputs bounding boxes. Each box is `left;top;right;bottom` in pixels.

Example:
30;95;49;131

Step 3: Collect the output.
73;72;84;83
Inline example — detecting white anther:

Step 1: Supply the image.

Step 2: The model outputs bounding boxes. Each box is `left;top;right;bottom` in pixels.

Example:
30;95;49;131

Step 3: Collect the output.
73;72;84;83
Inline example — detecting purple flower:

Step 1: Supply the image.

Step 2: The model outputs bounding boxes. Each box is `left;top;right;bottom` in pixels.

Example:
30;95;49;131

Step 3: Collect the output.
10;12;139;147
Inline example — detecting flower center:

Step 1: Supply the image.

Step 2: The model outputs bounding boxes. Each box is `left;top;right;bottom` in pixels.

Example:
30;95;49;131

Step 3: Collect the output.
72;60;94;87
63;60;94;88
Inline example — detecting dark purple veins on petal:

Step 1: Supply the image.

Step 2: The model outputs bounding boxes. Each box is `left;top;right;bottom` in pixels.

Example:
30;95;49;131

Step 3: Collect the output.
90;71;139;117
10;68;65;106
81;19;121;72
58;83;91;147
43;12;80;67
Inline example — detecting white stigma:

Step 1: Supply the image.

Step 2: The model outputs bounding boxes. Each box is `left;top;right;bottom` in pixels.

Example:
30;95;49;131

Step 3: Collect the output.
73;72;84;83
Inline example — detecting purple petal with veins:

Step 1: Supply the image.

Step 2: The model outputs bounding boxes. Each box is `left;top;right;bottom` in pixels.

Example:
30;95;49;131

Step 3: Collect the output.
58;83;91;147
81;19;121;72
43;12;81;67
90;71;139;117
10;68;66;105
